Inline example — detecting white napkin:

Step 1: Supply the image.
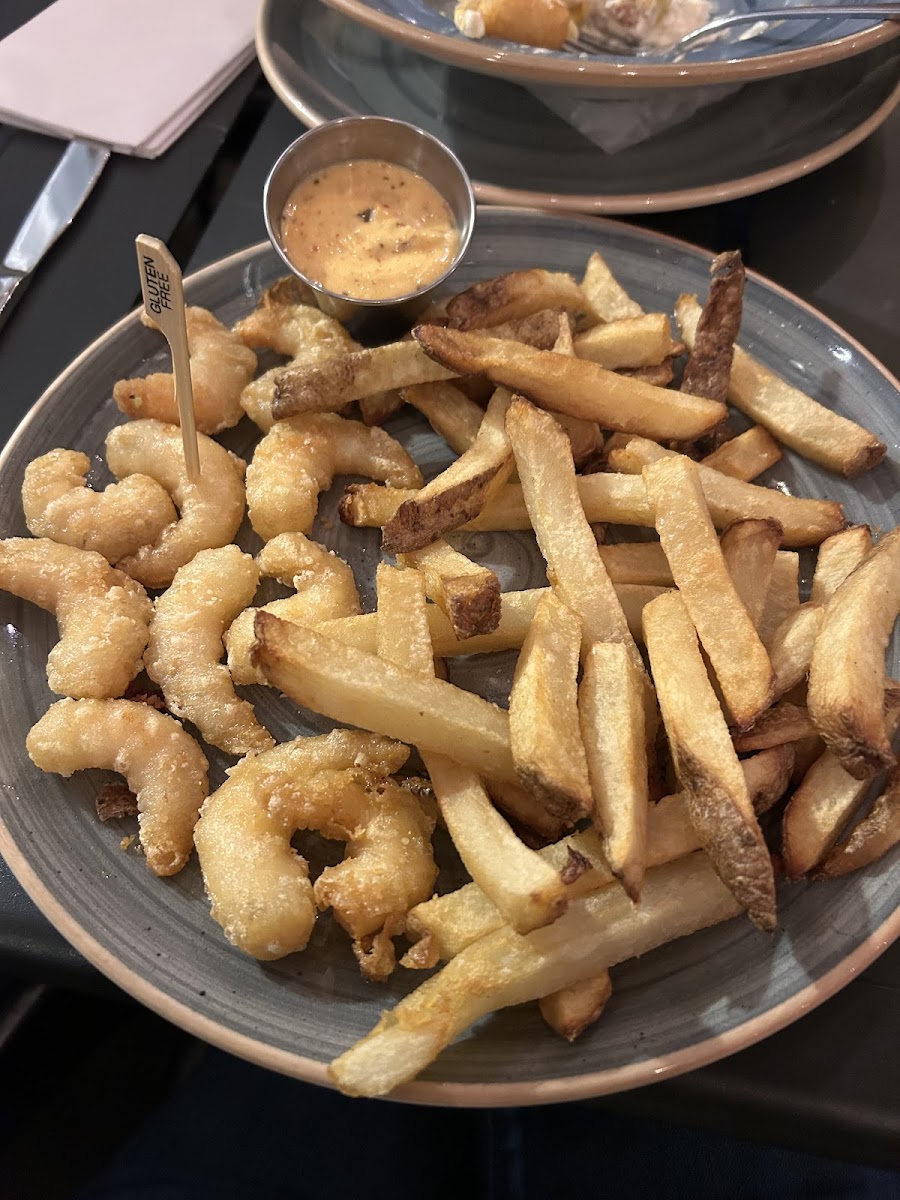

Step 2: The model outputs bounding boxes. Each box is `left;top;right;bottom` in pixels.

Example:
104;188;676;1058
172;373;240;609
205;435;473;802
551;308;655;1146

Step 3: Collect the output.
0;0;258;158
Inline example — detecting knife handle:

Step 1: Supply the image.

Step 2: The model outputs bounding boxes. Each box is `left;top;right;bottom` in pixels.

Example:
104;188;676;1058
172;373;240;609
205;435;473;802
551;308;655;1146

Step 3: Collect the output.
0;272;24;332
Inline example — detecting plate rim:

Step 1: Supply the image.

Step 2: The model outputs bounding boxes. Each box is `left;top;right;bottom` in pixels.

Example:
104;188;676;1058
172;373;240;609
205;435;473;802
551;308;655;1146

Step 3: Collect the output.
2;217;899;1105
299;0;900;88
256;0;900;215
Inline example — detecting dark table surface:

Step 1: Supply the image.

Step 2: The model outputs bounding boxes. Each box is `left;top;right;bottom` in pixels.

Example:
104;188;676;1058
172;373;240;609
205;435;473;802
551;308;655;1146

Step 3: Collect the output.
1;0;898;1171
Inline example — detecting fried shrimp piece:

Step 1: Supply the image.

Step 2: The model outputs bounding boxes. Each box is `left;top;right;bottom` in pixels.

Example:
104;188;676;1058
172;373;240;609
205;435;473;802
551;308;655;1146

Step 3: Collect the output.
245;414;423;542
226;533;361;686
145;545;273;757
22;449;177;563
0;539;151;698
194;731;435;976
105;420;246;589
27;698;208;876
113;308;258;434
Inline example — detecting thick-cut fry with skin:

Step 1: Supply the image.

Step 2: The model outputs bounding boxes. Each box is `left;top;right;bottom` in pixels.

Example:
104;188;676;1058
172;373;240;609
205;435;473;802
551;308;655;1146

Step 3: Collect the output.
486;780;570;843
377;564;568;934
446;270;596;331
810;526;873;605
405;746;793;963
549;317;605;468
413;325;726;441
758;552;801;650
397;540;500;640
643;592;776;930
329;853;741;1098
700;426;783;482
581;251;643;321
595;542;673;586
0;538;151;699
618;361;675;388
253;614;517;783
769;603;824;700
540;972;613;1042
573;314;681;370
487;308;574;350
402;382;483;454
732;703;816;752
509;593;592;822
382;389;514;555
676;293;886;477
27;698;208;876
580;642;649;902
680;251;744;403
644;457;774;729
720;518;782;629
273;341;456;419
606;437;844;548
808;528;900;780
782;704;900;879
814;766;900;879
318;584;665;657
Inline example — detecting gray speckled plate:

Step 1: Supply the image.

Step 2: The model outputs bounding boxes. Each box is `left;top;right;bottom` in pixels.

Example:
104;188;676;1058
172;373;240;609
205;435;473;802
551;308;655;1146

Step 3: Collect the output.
0;210;898;1105
258;0;900;214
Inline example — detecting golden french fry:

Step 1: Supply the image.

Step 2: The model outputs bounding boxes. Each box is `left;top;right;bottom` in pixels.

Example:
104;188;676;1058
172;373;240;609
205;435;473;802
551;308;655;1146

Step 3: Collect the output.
446;270;596;330
580;642;649;901
808;528;900;779
676;293;886;477
596;542;673;586
397;540;500;640
769;603;824;700
375;564;434;672
273;341;456;419
606;436;844;548
329;853;741;1098
382;388;514;554
643;591;776;931
573;314;681;370
539;971;613;1042
644;457;774;729
732;703;816;752
814;766;900;879
486;780;571;843
581;251;643;321
550;315;606;468
413;325;727;441
509;593;592;822
810;525;873;605
758;552;801;650
401;382;483;454
719;518;783;629
700;426;783;482
359;391;404;426
253;613;517;784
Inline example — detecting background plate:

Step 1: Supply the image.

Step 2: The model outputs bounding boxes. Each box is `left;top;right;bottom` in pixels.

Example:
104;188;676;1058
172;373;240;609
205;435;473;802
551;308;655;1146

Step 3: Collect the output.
259;0;900;214
0;210;898;1105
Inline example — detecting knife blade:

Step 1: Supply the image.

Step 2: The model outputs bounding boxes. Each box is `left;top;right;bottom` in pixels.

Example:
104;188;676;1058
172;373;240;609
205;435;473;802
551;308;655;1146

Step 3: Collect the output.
0;140;110;331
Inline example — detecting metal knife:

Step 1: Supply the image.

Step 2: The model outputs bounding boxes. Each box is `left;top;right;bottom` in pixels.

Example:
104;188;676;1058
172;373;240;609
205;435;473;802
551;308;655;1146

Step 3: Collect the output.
0;140;110;331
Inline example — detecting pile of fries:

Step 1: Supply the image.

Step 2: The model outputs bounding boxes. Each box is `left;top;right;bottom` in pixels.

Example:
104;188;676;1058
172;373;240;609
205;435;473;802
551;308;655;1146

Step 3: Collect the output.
3;242;898;1100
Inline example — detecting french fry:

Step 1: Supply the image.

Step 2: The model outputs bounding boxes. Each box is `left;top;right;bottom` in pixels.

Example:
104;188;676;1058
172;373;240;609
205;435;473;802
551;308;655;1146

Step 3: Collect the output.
252;613;518;784
810;525;873;605
581;251;643;321
487;779;571;843
573;314;681;370
446;270;597;331
720;518;783;629
375;564;434;672
413;325;727;441
329;853;741;1098
273;341;456;419
675;293;886;477
487;308;575;349
758;552;801;650
644;457;774;729
814;766;900;879
401;382;483;455
359;391;404;426
539;971;613;1042
382;388;514;554
680;251;744;403
808;528;900;779
550;316;605;468
397;540;500;640
732;703;816;752
769;603;824;700
509;593;592;822
782;704;900;880
618;361;675;388
606;436;844;547
596;542;673;586
405;746;793;963
580;642;649;901
643;592;776;930
700;426;783;482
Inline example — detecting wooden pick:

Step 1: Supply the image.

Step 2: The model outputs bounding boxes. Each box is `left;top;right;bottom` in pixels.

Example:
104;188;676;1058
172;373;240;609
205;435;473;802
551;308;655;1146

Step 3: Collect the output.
134;234;201;482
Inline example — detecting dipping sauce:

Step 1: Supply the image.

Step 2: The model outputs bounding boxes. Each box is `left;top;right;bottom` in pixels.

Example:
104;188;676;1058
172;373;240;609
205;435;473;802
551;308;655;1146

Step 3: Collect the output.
280;160;459;302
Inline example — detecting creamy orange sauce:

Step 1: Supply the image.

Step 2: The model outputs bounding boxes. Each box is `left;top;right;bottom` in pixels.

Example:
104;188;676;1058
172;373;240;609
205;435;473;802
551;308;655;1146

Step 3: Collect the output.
281;160;459;302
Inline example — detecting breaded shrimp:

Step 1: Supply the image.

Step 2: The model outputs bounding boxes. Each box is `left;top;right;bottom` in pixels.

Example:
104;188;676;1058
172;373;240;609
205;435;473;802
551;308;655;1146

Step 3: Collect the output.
27;698;208;875
144;545;273;757
225;533;361;686
105;420;246;589
22;449;177;562
0;538;151;698
245;414;423;541
113;308;257;434
193;731;435;976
